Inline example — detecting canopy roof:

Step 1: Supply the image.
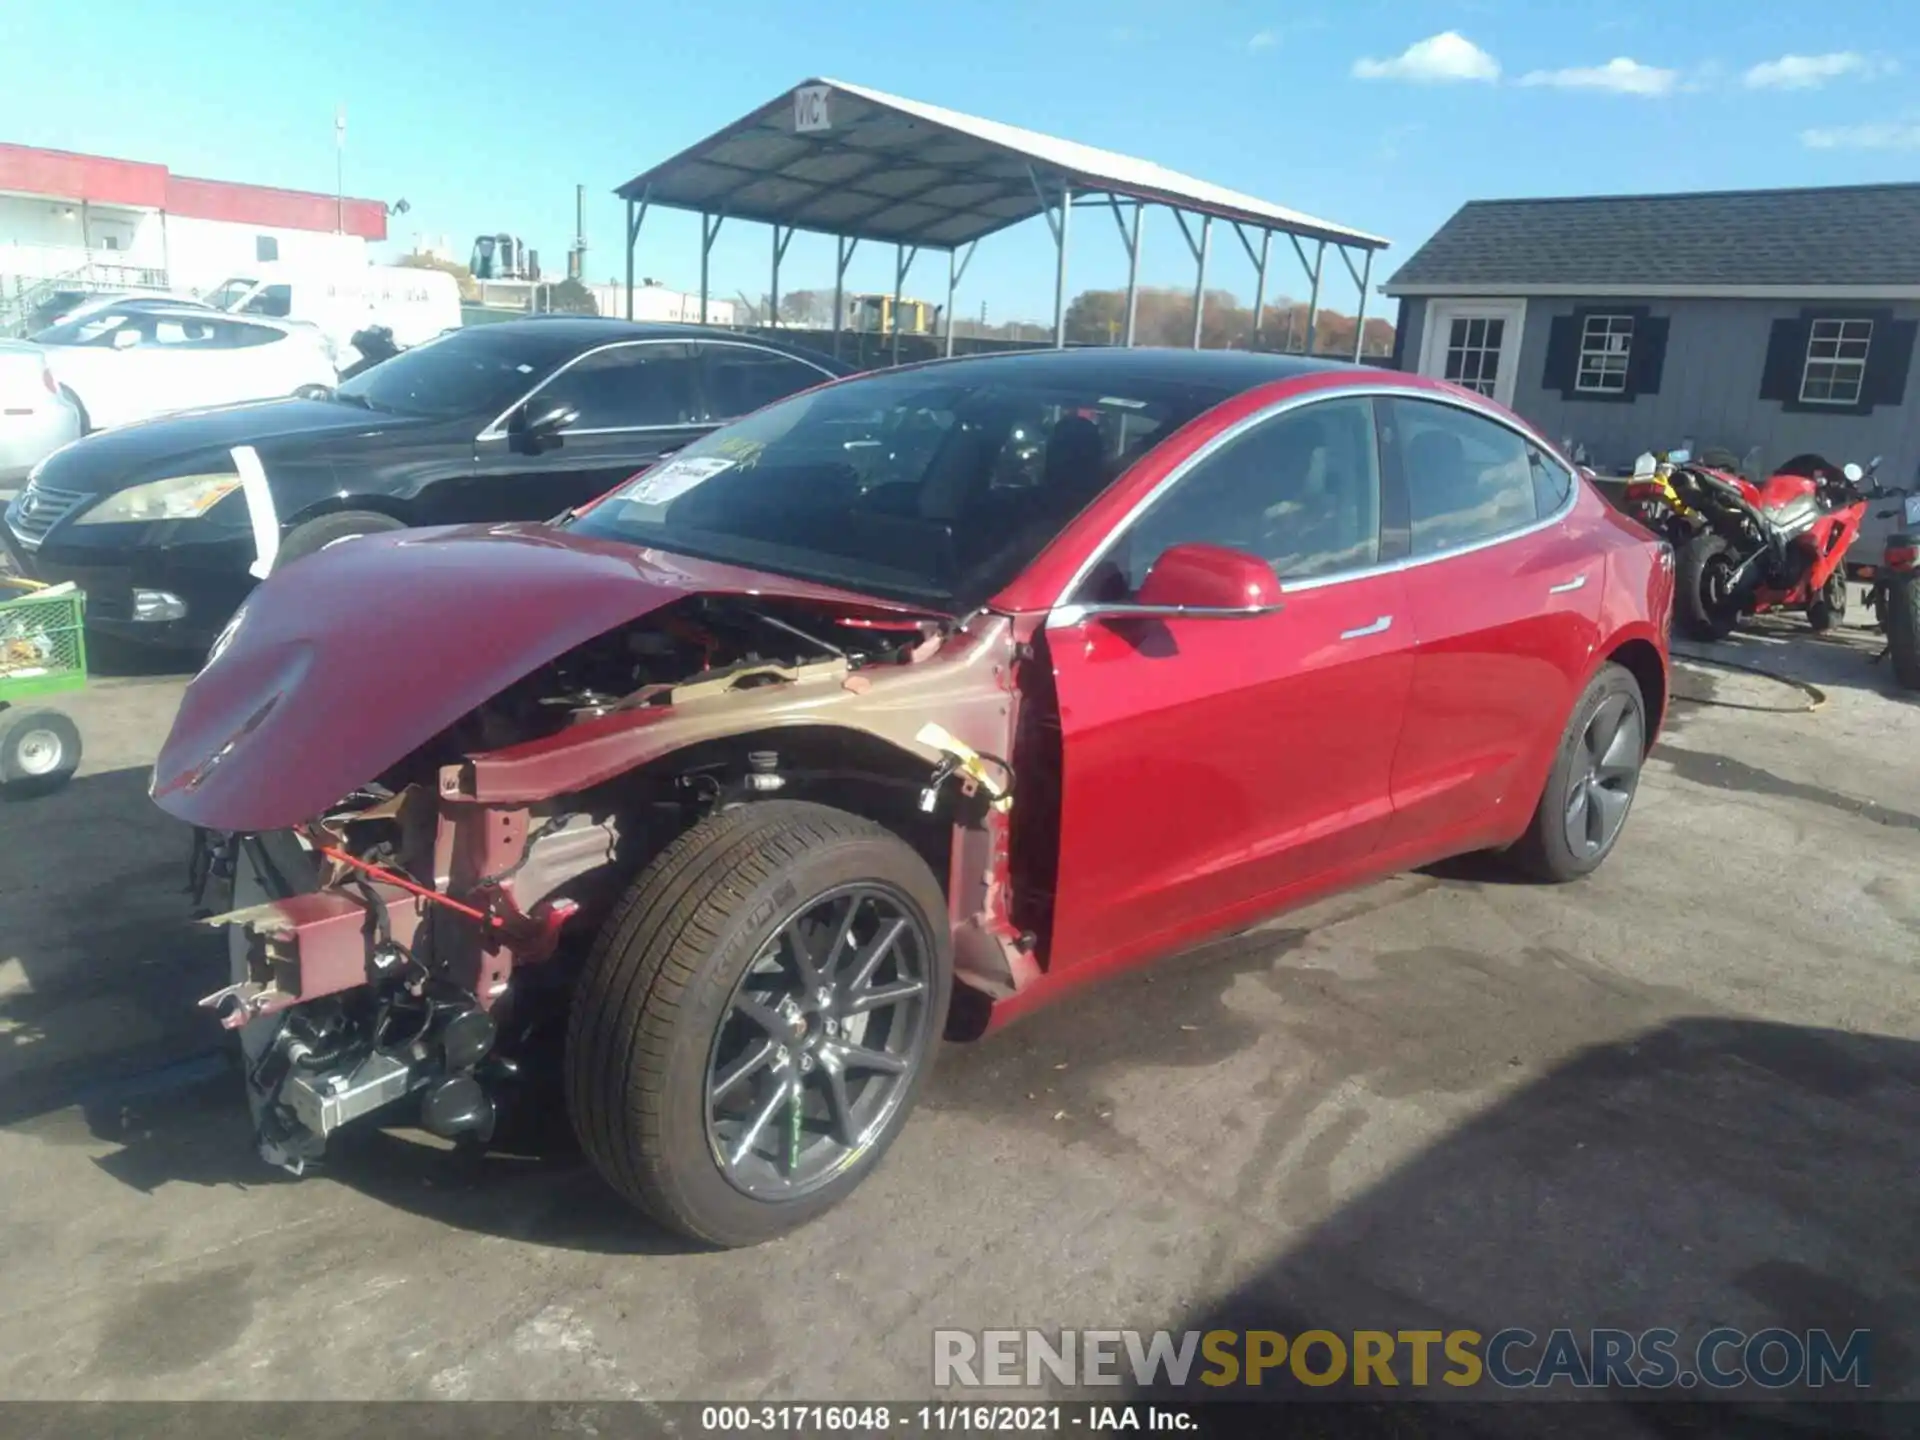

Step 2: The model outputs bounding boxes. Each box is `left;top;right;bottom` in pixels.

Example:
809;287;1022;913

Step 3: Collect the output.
615;78;1389;253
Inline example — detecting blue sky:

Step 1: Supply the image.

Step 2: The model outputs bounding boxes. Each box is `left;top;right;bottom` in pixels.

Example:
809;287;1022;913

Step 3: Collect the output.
2;1;1915;323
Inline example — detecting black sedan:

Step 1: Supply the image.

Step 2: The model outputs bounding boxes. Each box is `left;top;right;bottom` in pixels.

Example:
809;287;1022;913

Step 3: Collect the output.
1;319;850;649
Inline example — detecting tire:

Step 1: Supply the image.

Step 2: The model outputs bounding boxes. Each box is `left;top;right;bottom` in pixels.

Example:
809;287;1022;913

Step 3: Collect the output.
59;386;91;434
0;706;82;794
276;510;406;566
1678;533;1739;641
1509;663;1648;883
1808;570;1847;633
1889;575;1920;692
565;800;952;1248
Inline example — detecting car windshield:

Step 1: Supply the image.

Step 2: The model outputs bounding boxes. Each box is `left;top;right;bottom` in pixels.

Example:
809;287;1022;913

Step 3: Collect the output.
333;327;580;419
564;366;1227;611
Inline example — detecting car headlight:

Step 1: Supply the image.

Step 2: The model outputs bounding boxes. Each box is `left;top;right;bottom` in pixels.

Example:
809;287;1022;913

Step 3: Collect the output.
73;473;243;525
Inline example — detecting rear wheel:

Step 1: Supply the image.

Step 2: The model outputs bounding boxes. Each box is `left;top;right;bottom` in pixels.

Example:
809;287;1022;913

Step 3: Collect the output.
1888;575;1920;692
1678;533;1740;641
1510;664;1647;883
59;386;91;434
1808;570;1848;632
565;801;951;1248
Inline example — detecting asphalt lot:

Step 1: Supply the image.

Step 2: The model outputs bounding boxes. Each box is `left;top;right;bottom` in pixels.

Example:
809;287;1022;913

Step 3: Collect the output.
1;607;1917;1420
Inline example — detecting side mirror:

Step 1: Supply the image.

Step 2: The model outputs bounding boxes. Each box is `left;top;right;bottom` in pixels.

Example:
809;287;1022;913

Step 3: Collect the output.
518;401;579;439
1062;543;1285;626
1137;543;1283;611
1844;462;1865;484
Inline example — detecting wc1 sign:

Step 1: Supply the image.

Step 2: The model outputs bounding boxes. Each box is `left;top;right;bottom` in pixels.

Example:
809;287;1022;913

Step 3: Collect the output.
794;85;831;133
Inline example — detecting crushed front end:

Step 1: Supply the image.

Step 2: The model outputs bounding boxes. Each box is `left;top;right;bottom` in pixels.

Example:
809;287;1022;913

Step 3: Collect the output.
155;530;1037;1175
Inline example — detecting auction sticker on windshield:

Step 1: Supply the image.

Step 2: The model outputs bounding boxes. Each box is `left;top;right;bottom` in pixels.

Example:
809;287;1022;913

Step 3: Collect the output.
617;455;736;506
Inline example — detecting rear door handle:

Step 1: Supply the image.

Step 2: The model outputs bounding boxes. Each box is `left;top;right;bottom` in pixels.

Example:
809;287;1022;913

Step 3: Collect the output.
1548;575;1589;595
1340;615;1393;640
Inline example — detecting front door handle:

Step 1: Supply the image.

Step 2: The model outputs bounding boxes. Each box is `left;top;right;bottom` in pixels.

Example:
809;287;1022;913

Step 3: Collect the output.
1340;615;1393;640
1548;575;1589;595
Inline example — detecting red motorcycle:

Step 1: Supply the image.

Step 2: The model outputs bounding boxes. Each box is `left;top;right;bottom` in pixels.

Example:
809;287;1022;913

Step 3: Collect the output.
1643;451;1871;641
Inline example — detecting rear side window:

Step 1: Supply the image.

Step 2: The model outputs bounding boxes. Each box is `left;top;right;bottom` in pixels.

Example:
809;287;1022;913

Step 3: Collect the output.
539;343;699;430
1384;397;1539;556
242;284;293;318
700;346;832;420
216;321;283;349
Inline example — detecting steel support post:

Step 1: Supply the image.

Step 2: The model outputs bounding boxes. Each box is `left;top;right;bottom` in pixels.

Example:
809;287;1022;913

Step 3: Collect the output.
944;241;977;357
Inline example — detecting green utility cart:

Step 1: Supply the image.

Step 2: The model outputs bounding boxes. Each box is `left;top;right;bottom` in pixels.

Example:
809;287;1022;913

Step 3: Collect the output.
0;578;86;792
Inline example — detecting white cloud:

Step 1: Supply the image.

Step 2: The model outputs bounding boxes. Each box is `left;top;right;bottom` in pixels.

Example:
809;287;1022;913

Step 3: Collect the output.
1352;32;1500;84
1248;30;1279;52
1801;121;1920;150
1518;57;1679;96
1745;52;1893;89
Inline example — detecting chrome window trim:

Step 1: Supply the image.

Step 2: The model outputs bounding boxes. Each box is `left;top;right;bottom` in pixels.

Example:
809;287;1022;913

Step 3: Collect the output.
475;336;838;442
1047;384;1581;619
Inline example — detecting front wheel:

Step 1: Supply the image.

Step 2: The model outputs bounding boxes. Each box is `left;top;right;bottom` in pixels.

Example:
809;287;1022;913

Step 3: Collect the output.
1888;575;1920;691
1808;570;1848;633
1509;663;1648;883
1678;533;1740;641
565;801;952;1248
276;509;406;567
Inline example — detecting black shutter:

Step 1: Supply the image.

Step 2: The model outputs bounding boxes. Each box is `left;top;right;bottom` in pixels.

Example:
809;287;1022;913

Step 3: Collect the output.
1863;319;1917;408
1759;317;1812;402
1541;315;1578;392
1388;299;1410;372
1626;316;1669;397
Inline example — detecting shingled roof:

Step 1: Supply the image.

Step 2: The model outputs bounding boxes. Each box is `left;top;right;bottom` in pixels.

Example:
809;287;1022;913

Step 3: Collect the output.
1384;182;1920;296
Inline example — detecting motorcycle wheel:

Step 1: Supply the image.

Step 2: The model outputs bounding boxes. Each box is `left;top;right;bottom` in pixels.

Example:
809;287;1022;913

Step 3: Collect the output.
1888;575;1920;691
1678;533;1740;642
1808;570;1848;633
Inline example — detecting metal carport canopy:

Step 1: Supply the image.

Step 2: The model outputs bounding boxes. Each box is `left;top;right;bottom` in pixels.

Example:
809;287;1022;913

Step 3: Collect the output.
613;77;1390;359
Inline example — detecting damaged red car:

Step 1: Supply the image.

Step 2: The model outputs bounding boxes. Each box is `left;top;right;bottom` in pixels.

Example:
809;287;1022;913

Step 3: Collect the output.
152;348;1673;1247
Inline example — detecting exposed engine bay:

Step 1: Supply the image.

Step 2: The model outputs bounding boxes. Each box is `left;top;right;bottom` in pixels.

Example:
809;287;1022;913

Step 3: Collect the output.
181;590;1029;1174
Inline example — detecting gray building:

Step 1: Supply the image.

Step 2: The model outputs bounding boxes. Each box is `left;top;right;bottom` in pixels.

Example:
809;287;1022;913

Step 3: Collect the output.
1381;182;1920;482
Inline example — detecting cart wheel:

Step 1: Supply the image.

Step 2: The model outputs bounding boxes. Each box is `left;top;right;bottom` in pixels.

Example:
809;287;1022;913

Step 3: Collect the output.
0;708;82;793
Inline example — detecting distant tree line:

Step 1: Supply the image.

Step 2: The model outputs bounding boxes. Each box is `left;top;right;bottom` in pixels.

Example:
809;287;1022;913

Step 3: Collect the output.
734;284;1391;355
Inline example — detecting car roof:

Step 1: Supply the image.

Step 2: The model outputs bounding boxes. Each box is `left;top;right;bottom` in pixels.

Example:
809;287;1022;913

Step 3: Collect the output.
455;317;853;370
884;345;1378;395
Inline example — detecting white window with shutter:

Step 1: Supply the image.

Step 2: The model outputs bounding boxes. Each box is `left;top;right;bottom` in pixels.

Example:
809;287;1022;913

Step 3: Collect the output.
1800;318;1872;405
1575;314;1635;394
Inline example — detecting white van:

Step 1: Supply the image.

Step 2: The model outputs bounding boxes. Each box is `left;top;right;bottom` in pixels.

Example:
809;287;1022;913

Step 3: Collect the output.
202;263;462;365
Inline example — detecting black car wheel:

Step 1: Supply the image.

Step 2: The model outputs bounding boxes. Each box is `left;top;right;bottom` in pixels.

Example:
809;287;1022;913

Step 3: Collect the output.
566;801;951;1248
1808;570;1848;633
1678;534;1740;641
0;706;81;794
277;510;406;567
1510;663;1647;883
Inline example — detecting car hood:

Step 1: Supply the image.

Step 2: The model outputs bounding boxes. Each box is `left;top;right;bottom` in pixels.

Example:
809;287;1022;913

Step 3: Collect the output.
151;522;932;832
30;398;436;494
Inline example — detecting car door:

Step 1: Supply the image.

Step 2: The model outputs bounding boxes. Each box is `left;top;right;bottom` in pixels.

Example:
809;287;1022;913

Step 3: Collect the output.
463;341;708;522
1043;393;1415;974
1375;394;1604;855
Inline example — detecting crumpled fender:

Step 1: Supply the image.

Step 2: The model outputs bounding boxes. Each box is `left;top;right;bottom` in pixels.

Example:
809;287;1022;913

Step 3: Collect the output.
150;522;925;832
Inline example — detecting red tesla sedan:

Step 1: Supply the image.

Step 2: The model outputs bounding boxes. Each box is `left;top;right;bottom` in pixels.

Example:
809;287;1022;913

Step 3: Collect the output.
154;348;1674;1246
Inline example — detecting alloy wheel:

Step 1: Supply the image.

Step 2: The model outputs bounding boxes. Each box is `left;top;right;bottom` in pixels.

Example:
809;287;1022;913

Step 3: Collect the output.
704;882;935;1200
1562;692;1643;860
